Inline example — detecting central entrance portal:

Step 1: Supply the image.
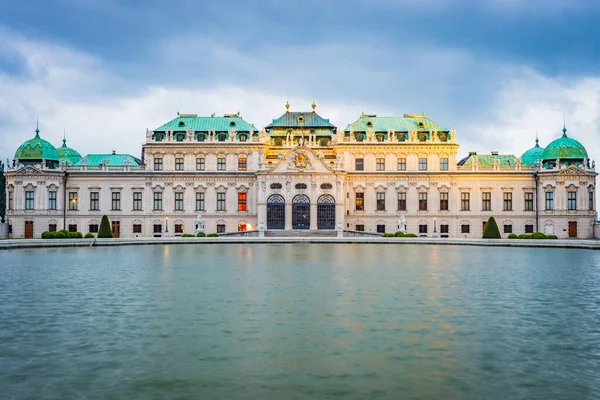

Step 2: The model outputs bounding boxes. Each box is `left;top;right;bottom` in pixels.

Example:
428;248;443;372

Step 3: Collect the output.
317;194;335;229
292;194;310;229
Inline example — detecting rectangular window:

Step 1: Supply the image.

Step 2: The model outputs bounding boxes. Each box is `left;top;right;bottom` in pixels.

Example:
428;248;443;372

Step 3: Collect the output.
68;192;78;210
397;158;406;171
545;192;554;210
461;192;470;211
153;192;163;211
133;224;142;233
238;192;247;211
440;157;449;171
356;224;365;232
175;224;184;234
482;192;491;211
153;224;162;233
217;224;226;233
440;192;448;211
196;158;205;171
525;224;534;233
376;192;386;211
503;192;513;211
355;193;364;211
154;158;163;171
174;192;184;211
461;224;470;233
418;158;427;171
175;157;184;171
440;224;449;234
238;157;247;171
25;191;34;210
217;157;226;171
376;158;385;171
89;224;99;233
419;192;427;211
48;191;57;210
217;193;226;211
590;191;594;210
8;191;14;210
419;224;428;234
90;192;99;211
568;191;577;210
376;224;385;233
48;224;57;232
504;225;512;233
111;192;121;211
133;192;142;211
355;158;364;171
68;224;77;233
196;192;205;211
397;192;406;211
524;192;534;211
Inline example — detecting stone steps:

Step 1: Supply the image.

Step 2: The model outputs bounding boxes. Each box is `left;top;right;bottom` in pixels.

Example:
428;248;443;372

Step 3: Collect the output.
265;230;337;237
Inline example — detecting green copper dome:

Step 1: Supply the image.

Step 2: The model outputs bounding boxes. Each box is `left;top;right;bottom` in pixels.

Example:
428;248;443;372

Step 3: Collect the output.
57;137;82;164
520;137;545;166
541;127;588;163
14;127;60;167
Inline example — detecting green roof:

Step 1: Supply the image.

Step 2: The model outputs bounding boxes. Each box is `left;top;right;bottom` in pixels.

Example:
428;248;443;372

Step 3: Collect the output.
541;127;588;161
344;114;449;132
57;138;82;164
459;154;517;167
74;154;142;166
14;128;59;162
154;114;257;133
520;138;544;166
265;111;336;129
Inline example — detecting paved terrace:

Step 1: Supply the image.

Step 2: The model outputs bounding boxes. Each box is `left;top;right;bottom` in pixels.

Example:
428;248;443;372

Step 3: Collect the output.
1;237;599;250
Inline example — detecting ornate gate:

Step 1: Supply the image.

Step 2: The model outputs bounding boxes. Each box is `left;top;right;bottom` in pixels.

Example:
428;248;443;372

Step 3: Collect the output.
317;194;336;229
292;194;310;230
267;194;285;229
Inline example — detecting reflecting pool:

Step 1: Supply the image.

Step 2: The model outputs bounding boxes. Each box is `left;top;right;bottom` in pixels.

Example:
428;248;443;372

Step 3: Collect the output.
1;244;600;399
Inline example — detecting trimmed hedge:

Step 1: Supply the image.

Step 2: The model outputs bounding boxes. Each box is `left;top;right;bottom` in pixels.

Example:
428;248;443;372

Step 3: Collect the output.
85;233;95;239
483;217;501;239
206;233;219;237
507;233;518;239
545;234;558;239
182;233;195;237
67;232;83;239
41;231;55;239
196;232;206;237
531;232;546;239
394;231;405;237
517;234;532;239
98;215;112;238
383;233;395;237
404;233;417;237
55;231;67;239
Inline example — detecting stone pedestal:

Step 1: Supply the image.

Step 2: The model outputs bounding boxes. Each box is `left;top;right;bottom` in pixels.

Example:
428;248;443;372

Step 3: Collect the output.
0;223;8;239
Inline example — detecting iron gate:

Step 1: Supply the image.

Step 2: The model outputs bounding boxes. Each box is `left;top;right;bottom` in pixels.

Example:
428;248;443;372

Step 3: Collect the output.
292;194;310;230
317;194;336;229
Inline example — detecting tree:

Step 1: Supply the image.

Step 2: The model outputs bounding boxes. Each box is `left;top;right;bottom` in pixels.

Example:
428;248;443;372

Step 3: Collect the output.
98;215;112;238
482;216;501;239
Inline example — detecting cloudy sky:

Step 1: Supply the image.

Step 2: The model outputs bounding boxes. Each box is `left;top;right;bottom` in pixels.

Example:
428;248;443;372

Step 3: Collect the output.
1;0;599;165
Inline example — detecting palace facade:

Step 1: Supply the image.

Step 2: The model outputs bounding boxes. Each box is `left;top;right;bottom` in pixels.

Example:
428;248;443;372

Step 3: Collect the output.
4;103;598;239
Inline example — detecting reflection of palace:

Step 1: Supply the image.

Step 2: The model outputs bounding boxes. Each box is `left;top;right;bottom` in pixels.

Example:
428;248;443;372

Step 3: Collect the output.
4;102;598;238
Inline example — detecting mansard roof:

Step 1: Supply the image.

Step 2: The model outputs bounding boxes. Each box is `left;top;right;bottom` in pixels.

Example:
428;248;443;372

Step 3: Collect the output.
344;114;449;133
153;114;257;133
74;154;142;166
458;154;517;167
265;111;336;129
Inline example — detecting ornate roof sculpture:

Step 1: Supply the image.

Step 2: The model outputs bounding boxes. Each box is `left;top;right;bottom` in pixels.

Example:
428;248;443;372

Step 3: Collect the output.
541;126;588;167
14;125;60;168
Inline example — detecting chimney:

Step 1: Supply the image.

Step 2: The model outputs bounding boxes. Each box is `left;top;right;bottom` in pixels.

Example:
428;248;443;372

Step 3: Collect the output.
468;151;477;156
491;151;499;156
112;150;116;155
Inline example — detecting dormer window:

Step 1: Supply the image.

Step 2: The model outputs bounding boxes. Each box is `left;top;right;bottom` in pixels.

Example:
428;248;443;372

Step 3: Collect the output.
196;133;206;142
217;133;227;142
366;121;373;128
376;133;385;142
230;121;236;127
239;134;247;142
298;115;304;123
175;133;185;142
418;122;424;128
178;121;185;127
153;132;165;142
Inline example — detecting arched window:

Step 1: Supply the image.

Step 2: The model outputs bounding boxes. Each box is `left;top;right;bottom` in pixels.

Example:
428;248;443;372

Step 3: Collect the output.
317;194;335;229
217;133;227;142
196;133;206;142
292;194;310;229
267;194;285;229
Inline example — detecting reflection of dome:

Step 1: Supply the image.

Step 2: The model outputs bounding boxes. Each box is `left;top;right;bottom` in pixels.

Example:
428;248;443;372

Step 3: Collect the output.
14;126;60;168
541;126;588;167
520;137;544;166
56;137;82;164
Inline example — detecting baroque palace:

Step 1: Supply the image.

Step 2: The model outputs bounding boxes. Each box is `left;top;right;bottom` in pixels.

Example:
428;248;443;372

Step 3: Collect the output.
4;102;598;239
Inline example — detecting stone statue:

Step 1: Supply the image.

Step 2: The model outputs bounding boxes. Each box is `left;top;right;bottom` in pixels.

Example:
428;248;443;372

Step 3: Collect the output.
259;221;265;231
195;214;205;233
337;222;344;238
397;215;406;233
592;160;596;169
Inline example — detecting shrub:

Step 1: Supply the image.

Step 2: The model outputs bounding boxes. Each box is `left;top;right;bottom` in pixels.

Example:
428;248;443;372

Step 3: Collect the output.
41;231;54;239
404;233;417;237
482;217;501;239
394;231;405;237
196;232;206;237
55;231;67;239
531;232;546;239
98;215;112;238
67;232;78;239
85;233;95;239
59;229;69;236
383;233;395;237
518;234;532;239
182;233;194;237
545;234;558;239
507;233;518;239
206;233;219;237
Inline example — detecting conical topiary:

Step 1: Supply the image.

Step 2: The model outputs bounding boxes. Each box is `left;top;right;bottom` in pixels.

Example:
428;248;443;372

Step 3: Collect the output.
482;216;501;239
98;215;112;238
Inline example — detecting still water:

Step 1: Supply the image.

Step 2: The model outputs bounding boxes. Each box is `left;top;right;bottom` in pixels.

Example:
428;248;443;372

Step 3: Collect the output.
1;244;600;399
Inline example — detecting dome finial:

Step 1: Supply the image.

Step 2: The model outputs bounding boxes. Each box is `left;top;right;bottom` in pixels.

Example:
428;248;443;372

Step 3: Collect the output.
285;101;290;111
535;130;539;147
311;100;316;111
62;128;67;147
35;115;40;137
562;120;567;137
